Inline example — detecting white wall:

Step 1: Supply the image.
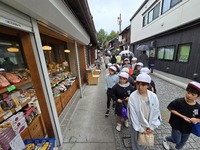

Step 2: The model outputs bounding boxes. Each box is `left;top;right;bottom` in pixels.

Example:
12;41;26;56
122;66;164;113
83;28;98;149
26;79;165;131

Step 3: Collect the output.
1;0;90;45
131;0;200;43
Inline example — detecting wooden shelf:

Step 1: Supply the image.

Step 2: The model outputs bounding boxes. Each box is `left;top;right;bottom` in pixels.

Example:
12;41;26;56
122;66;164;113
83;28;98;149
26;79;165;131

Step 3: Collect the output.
0;99;31;123
0;78;32;94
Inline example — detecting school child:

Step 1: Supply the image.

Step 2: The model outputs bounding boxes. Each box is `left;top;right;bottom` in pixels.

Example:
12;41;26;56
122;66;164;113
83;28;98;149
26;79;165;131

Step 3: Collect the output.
131;57;137;70
112;72;134;131
132;62;143;80
163;81;200;150
121;68;135;87
140;67;156;93
122;58;131;69
105;63;112;75
128;73;161;150
105;66;119;117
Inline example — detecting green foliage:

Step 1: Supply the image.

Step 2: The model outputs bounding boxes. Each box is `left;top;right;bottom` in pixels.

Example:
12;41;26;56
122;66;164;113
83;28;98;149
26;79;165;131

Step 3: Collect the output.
97;29;107;49
107;30;119;41
97;29;118;49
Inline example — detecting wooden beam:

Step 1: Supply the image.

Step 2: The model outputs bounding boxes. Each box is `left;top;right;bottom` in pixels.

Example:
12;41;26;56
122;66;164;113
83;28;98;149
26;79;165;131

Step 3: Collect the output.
20;32;54;137
38;24;74;44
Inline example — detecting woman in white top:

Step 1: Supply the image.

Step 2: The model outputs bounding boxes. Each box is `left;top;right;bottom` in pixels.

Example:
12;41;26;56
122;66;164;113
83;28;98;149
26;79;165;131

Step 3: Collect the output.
128;73;161;150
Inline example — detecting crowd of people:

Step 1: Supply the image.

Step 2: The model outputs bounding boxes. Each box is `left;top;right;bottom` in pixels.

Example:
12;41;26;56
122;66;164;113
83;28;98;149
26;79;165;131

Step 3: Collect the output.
98;52;200;150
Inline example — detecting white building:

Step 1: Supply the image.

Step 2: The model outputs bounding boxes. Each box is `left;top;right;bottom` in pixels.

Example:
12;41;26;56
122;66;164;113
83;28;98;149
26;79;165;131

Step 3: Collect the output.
130;0;200;81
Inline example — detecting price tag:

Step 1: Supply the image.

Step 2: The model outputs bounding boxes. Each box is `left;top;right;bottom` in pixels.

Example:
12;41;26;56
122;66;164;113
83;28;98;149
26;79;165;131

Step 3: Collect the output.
3;111;13;120
15;106;22;112
7;85;16;92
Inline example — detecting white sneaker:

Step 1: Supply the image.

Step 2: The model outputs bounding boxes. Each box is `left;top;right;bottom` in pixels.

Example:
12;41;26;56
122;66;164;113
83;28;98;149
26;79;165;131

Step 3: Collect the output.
163;136;170;150
116;123;122;132
124;120;129;127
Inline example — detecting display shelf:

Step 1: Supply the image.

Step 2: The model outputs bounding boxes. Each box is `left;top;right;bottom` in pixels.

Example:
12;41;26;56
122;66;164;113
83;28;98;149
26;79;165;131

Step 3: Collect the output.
0;78;32;94
0;99;31;123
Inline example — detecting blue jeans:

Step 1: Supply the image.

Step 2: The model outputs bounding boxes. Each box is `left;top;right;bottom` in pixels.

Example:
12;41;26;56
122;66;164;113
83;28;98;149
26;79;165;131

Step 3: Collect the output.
166;128;190;149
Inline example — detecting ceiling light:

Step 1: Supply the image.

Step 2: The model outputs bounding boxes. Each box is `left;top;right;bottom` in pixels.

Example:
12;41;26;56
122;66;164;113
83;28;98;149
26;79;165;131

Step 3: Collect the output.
64;49;70;53
42;45;52;51
7;47;19;52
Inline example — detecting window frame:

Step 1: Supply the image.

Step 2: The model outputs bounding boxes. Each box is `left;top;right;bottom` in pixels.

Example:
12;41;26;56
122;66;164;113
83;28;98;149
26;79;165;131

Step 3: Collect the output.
157;45;175;61
176;43;191;63
162;0;182;14
142;2;161;27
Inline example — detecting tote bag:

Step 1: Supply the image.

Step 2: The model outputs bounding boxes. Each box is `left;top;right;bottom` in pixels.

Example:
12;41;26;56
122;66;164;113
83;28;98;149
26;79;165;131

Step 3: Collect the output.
137;133;154;146
191;123;200;137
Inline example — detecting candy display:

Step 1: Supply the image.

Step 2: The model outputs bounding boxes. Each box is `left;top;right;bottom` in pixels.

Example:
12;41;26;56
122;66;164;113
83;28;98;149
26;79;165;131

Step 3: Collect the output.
0;74;10;88
4;72;21;84
24;138;56;150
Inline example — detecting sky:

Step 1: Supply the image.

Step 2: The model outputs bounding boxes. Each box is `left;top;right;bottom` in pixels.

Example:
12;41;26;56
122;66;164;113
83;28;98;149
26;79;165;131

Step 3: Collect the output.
88;0;144;34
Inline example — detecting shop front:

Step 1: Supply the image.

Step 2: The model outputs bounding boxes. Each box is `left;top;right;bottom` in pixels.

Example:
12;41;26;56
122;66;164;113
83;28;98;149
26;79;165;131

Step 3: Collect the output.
0;0;97;149
0;4;59;149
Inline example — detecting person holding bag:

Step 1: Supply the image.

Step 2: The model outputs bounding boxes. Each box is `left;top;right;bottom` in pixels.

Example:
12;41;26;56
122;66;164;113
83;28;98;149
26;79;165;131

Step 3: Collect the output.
163;81;200;150
128;73;161;150
112;72;134;132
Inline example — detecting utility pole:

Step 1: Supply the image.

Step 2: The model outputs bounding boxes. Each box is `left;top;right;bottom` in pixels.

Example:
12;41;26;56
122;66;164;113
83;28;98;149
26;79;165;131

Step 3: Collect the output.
117;13;122;33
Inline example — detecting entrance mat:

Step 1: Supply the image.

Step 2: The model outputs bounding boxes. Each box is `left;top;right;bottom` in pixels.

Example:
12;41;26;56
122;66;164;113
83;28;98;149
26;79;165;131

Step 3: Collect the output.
122;136;132;149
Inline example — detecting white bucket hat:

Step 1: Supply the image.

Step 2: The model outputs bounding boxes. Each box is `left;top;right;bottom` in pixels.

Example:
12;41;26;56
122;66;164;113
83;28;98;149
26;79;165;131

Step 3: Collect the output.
132;57;137;61
136;73;151;83
121;68;129;74
109;66;117;72
107;63;112;67
140;67;150;74
137;62;144;67
119;72;129;79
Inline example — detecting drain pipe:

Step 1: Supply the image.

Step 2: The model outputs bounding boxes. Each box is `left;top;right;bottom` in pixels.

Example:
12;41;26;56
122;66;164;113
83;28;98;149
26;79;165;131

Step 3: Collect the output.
75;41;83;98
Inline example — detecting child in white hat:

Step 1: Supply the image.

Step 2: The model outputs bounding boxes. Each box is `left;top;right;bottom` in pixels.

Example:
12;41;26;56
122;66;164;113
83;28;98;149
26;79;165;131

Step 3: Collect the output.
128;73;161;150
163;81;200;150
105;63;112;75
122;58;131;69
140;67;156;93
121;68;135;87
132;62;144;80
131;57;137;70
105;66;119;117
112;72;135;131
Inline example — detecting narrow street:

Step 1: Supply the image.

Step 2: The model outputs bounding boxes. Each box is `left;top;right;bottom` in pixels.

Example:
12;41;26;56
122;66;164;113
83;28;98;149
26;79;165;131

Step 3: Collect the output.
60;70;200;150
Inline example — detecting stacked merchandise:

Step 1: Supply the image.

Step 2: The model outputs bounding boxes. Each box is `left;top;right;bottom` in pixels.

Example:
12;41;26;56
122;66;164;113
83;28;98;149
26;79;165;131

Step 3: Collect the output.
0;123;16;150
0;89;37;117
0;70;31;89
49;71;76;97
3;112;27;135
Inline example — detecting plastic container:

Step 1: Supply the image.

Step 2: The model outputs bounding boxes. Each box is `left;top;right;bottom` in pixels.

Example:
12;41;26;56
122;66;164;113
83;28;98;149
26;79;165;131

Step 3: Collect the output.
24;138;56;150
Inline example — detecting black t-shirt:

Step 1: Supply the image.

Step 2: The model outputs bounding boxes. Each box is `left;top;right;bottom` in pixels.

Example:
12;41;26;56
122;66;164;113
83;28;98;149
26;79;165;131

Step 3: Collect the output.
112;83;134;102
167;97;200;133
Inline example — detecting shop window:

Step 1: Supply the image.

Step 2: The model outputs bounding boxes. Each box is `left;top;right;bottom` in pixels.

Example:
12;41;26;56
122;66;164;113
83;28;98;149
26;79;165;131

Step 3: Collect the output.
143;3;160;26
177;44;191;63
157;46;175;60
157;47;165;59
162;0;182;14
0;34;26;71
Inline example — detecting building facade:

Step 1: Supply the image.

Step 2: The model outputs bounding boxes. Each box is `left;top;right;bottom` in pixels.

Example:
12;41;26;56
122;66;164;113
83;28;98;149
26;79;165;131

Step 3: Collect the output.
0;0;97;147
130;0;200;82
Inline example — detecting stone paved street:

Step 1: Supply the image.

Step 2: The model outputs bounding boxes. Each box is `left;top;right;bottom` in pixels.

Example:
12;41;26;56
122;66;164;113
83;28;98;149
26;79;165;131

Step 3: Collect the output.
60;70;200;150
111;75;200;150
